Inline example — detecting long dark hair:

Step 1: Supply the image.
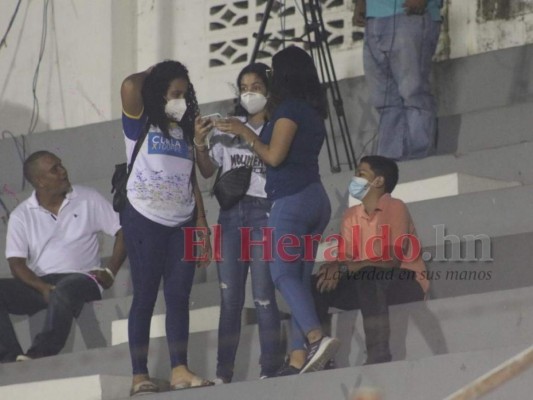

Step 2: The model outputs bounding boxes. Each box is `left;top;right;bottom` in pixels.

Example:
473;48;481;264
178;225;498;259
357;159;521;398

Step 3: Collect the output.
141;60;199;142
266;46;327;118
233;62;270;117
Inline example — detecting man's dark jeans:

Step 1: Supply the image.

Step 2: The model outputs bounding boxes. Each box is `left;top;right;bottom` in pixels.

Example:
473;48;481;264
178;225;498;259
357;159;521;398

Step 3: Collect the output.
0;273;101;361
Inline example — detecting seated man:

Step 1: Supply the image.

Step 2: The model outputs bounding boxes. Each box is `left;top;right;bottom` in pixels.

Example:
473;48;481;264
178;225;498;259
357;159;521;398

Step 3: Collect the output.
313;155;428;364
0;151;126;362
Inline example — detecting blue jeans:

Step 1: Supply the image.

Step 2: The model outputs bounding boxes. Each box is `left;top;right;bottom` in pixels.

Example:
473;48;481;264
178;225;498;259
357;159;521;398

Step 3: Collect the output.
0;273;101;361
364;12;441;160
269;182;331;351
216;196;281;381
121;201;196;375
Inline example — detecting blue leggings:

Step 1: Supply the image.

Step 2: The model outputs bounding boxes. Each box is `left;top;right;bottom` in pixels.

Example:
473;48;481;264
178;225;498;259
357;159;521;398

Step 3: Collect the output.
121;201;196;375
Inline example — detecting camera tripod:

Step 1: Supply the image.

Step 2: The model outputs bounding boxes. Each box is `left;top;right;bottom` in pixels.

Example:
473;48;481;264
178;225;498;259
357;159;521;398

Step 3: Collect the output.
250;0;357;172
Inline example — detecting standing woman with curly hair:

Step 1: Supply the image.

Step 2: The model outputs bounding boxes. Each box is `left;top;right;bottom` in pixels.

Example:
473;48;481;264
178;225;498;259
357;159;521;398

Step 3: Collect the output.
120;61;213;396
216;47;339;375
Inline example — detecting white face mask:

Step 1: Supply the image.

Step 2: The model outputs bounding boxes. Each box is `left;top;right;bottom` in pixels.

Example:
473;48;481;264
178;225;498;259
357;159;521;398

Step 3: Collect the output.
240;92;267;115
165;98;187;122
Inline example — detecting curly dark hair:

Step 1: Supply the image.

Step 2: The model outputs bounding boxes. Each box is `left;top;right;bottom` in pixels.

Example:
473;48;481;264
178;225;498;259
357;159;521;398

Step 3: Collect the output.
141;60;199;142
233;62;270;117
266;46;327;118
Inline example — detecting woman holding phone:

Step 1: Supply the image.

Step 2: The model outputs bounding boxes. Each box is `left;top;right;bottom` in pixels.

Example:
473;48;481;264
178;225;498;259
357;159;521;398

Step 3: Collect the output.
194;63;282;383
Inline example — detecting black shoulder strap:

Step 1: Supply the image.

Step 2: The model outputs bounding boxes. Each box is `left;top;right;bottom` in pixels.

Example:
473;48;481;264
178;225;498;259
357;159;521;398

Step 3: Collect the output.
127;121;150;178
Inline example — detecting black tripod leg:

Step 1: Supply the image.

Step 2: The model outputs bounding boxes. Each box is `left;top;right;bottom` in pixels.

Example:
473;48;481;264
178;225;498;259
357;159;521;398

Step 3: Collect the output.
251;0;276;64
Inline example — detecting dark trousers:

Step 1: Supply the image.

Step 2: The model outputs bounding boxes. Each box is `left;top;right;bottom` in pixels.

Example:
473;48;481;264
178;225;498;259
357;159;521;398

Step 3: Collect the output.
312;267;424;364
121;201;196;375
0;273;101;362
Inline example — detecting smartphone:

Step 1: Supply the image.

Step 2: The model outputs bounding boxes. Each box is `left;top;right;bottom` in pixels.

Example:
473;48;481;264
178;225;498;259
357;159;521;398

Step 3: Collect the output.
201;113;223;144
202;113;223;123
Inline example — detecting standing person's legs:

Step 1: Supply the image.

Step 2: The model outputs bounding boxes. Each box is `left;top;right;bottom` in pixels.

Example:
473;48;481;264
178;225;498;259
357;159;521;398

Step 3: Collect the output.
364;17;407;160
388;13;440;159
121;201;167;380
162;220;198;384
245;197;282;378
270;183;338;372
0;278;47;361
215;205;248;382
28;273;101;358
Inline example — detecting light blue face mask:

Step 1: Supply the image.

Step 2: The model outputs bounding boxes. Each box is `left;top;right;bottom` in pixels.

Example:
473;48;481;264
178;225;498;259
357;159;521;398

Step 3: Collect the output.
348;176;371;200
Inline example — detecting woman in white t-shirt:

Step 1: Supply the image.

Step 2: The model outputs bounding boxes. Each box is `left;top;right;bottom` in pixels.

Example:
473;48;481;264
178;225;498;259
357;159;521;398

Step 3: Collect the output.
120;61;213;396
194;63;282;383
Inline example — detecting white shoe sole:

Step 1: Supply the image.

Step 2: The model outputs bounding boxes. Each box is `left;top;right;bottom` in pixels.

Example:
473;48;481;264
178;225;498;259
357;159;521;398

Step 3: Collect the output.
300;337;340;374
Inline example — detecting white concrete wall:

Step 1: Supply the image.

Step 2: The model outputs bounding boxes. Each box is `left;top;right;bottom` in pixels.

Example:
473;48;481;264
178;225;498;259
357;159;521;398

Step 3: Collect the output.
1;0;532;136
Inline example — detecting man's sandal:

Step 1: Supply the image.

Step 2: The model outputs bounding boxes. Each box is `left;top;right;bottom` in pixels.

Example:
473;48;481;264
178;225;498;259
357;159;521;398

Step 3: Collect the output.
130;380;159;397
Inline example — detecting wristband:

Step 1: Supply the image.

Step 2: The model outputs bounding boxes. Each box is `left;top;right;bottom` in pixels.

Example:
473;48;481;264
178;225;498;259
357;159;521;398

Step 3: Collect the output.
193;137;207;148
103;267;115;281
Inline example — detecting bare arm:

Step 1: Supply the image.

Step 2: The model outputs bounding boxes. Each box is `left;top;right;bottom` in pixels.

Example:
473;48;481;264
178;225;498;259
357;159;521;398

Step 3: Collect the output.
353;0;366;27
192;169;212;268
8;257;55;302
88;229;127;290
216;118;297;167
121;68;152;117
107;229;127;277
193;116;218;178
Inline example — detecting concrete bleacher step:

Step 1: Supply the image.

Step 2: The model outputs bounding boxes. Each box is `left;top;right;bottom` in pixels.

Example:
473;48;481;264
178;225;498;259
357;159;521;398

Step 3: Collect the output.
398;140;533;186
3;344;531;400
381;172;518;205
436;100;533;156
113;345;533;400
3;284;531;390
0;375;131;400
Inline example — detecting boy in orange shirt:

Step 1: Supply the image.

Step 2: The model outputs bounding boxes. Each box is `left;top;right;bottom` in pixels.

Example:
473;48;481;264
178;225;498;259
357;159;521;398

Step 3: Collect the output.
313;155;428;364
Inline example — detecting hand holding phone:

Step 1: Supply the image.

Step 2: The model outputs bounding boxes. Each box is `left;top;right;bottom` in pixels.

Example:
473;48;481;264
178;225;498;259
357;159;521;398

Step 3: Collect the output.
202;113;223;124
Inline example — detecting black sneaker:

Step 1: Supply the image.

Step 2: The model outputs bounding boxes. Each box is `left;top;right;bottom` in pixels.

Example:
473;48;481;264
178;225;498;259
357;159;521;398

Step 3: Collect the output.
276;360;301;376
300;336;340;374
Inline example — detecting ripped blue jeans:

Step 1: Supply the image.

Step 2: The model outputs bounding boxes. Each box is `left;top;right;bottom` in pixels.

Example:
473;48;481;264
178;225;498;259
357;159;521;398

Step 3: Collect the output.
216;196;282;381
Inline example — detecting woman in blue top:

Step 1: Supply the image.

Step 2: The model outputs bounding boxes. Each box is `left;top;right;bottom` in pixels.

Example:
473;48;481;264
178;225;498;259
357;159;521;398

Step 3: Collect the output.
120;61;213;395
216;46;339;375
194;63;282;382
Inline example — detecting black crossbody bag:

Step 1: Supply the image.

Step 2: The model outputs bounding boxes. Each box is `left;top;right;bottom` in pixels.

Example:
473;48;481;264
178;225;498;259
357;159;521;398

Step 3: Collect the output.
212;123;267;210
111;124;149;212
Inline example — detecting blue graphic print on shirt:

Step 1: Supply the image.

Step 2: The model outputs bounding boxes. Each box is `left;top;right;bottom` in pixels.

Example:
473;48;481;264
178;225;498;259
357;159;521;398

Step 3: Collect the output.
147;132;190;159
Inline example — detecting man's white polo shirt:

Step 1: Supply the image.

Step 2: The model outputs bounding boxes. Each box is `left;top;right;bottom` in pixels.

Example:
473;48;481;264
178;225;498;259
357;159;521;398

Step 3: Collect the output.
5;185;121;277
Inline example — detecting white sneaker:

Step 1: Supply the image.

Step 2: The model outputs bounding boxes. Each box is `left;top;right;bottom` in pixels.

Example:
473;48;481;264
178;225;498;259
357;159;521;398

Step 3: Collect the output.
300;336;340;374
16;355;32;362
212;377;229;385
